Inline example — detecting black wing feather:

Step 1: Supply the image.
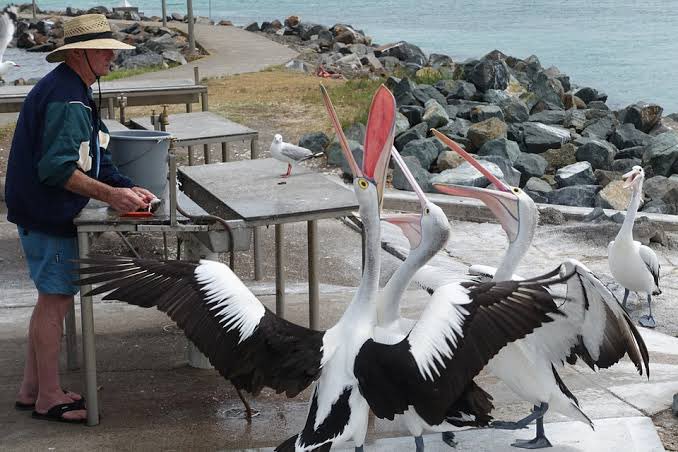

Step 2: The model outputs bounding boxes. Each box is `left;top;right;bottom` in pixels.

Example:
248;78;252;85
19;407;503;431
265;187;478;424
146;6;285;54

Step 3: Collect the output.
77;256;324;397
355;268;569;426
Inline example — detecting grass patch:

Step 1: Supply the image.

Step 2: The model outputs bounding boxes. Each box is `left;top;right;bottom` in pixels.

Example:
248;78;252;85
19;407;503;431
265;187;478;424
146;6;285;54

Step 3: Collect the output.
0;124;15;142
102;63;179;81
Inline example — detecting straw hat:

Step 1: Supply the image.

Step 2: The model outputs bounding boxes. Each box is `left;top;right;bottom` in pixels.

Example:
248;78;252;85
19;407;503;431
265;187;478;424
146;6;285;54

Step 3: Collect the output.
46;14;135;63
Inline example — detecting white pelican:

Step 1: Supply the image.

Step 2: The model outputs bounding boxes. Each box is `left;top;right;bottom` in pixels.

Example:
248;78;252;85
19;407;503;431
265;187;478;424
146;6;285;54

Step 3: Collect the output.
608;165;661;328
374;147;492;452
430;130;650;449
269;133;323;178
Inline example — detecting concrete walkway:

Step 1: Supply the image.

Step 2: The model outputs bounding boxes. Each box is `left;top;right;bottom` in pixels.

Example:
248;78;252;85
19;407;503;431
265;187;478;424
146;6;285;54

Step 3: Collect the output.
119;21;299;82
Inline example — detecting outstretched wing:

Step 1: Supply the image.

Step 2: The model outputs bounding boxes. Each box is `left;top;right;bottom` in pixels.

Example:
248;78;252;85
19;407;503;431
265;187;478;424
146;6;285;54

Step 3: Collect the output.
77;256;325;397
562;259;650;376
0;13;14;62
354;269;568;426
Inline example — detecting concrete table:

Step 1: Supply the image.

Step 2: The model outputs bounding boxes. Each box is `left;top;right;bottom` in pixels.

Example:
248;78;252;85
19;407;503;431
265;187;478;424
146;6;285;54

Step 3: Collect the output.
102;118;129;133
0;79;207;115
129;111;259;166
178;158;359;330
73;194;248;426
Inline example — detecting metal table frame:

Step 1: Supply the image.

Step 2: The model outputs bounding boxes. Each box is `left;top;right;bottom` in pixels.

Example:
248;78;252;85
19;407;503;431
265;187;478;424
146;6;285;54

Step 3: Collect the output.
73;203;224;426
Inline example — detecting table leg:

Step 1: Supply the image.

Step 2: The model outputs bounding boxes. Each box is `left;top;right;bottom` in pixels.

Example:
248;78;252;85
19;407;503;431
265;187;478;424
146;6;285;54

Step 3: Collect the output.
250;137;258;160
308;220;319;330
188;146;194;166
181;237;214;369
65;303;78;370
253;227;263;281
203;144;210;164
275;224;285;319
78;231;100;426
106;98;115;120
221;142;229;162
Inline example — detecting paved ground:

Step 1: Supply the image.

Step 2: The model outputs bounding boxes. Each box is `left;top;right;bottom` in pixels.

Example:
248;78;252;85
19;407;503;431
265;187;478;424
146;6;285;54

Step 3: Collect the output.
0;185;677;451
120;21;299;82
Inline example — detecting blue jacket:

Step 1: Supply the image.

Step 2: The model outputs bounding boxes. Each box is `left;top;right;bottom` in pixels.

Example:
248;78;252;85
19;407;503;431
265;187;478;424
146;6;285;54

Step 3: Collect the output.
5;63;134;236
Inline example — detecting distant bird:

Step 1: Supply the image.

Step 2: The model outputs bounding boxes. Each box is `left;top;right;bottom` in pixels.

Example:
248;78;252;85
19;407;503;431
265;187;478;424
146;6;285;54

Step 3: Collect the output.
269;133;323;178
608;165;661;328
0;11;18;82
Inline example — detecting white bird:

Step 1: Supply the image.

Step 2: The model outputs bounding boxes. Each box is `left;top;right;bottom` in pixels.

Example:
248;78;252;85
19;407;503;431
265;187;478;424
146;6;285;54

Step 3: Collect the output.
270;133;323;178
426;130;650;449
0;12;18;81
608;165;661;328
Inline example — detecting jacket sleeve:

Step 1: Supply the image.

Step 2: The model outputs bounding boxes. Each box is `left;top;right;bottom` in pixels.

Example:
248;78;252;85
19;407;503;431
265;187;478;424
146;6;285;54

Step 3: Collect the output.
37;101;90;187
96;121;134;188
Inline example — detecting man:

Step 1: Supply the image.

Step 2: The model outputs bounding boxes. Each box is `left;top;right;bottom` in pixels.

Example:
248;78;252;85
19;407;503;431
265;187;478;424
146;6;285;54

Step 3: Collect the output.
5;14;155;423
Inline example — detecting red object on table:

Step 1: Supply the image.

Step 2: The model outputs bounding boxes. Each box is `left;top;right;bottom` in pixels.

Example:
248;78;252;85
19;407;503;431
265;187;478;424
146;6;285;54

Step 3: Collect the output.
120;211;154;218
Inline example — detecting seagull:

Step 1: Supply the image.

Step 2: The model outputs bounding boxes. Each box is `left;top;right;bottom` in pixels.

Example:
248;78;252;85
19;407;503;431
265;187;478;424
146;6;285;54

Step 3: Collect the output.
608;165;661;328
0;11;18;82
270;133;323;178
430;131;649;449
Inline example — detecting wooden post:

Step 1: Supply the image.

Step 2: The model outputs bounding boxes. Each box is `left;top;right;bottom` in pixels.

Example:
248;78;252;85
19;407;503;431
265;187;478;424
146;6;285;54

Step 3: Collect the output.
186;0;195;54
161;0;167;28
31;0;36;19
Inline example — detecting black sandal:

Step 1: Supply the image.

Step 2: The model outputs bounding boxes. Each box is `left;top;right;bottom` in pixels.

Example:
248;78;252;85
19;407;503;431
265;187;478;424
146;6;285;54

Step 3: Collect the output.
31;401;86;424
15;389;85;411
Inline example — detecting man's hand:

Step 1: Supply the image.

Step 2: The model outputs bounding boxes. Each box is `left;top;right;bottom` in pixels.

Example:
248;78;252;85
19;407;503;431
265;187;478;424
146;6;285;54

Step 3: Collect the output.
131;186;156;203
106;187;147;213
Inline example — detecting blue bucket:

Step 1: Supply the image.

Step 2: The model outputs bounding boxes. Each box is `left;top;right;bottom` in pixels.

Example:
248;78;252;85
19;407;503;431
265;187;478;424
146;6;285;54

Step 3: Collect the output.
109;130;172;198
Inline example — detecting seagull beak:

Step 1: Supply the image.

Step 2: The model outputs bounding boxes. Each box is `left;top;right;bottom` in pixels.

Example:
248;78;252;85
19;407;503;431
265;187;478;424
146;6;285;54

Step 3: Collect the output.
320;84;362;178
431;129;521;242
363;84;396;207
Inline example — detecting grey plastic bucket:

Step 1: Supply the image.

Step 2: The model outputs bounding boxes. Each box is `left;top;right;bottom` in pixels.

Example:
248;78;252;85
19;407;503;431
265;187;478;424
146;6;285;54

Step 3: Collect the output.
109;130;172;198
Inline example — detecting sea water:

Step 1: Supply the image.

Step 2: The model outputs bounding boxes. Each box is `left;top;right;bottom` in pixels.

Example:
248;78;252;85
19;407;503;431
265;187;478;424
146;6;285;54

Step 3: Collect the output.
14;0;678;113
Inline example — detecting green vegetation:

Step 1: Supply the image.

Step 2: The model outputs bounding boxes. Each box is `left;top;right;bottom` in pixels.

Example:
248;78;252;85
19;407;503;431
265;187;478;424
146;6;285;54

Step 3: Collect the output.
304;77;385;127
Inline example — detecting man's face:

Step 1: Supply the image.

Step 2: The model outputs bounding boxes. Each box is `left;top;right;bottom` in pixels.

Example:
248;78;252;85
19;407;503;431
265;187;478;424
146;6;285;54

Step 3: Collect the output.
83;49;115;76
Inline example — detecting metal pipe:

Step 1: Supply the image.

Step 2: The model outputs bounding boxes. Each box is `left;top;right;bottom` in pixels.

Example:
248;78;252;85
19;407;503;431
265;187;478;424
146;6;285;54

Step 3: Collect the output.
65;302;78;370
169;139;178;227
161;0;167;28
253;227;262;280
308;220;319;329
275;224;285;318
187;0;195;54
78;232;99;426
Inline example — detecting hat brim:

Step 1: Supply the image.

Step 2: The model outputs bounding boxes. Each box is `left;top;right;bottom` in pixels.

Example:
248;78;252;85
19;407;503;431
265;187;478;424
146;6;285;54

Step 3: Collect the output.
46;38;135;63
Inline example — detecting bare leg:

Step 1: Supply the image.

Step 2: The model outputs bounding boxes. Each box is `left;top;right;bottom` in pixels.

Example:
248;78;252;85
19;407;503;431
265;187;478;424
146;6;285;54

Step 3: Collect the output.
511;405;553;449
415;435;425;452
30;293;87;421
17;312;82;406
639;294;656;328
281;163;292;178
442;431;457;448
621;288;630;310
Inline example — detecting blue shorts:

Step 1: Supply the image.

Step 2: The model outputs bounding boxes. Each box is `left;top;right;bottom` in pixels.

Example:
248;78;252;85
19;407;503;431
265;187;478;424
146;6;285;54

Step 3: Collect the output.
18;226;80;296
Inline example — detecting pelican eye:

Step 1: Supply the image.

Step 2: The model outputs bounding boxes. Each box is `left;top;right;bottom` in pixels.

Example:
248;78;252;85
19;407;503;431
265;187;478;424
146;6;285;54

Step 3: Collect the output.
424;207;430;214
513;188;520;193
358;178;369;189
